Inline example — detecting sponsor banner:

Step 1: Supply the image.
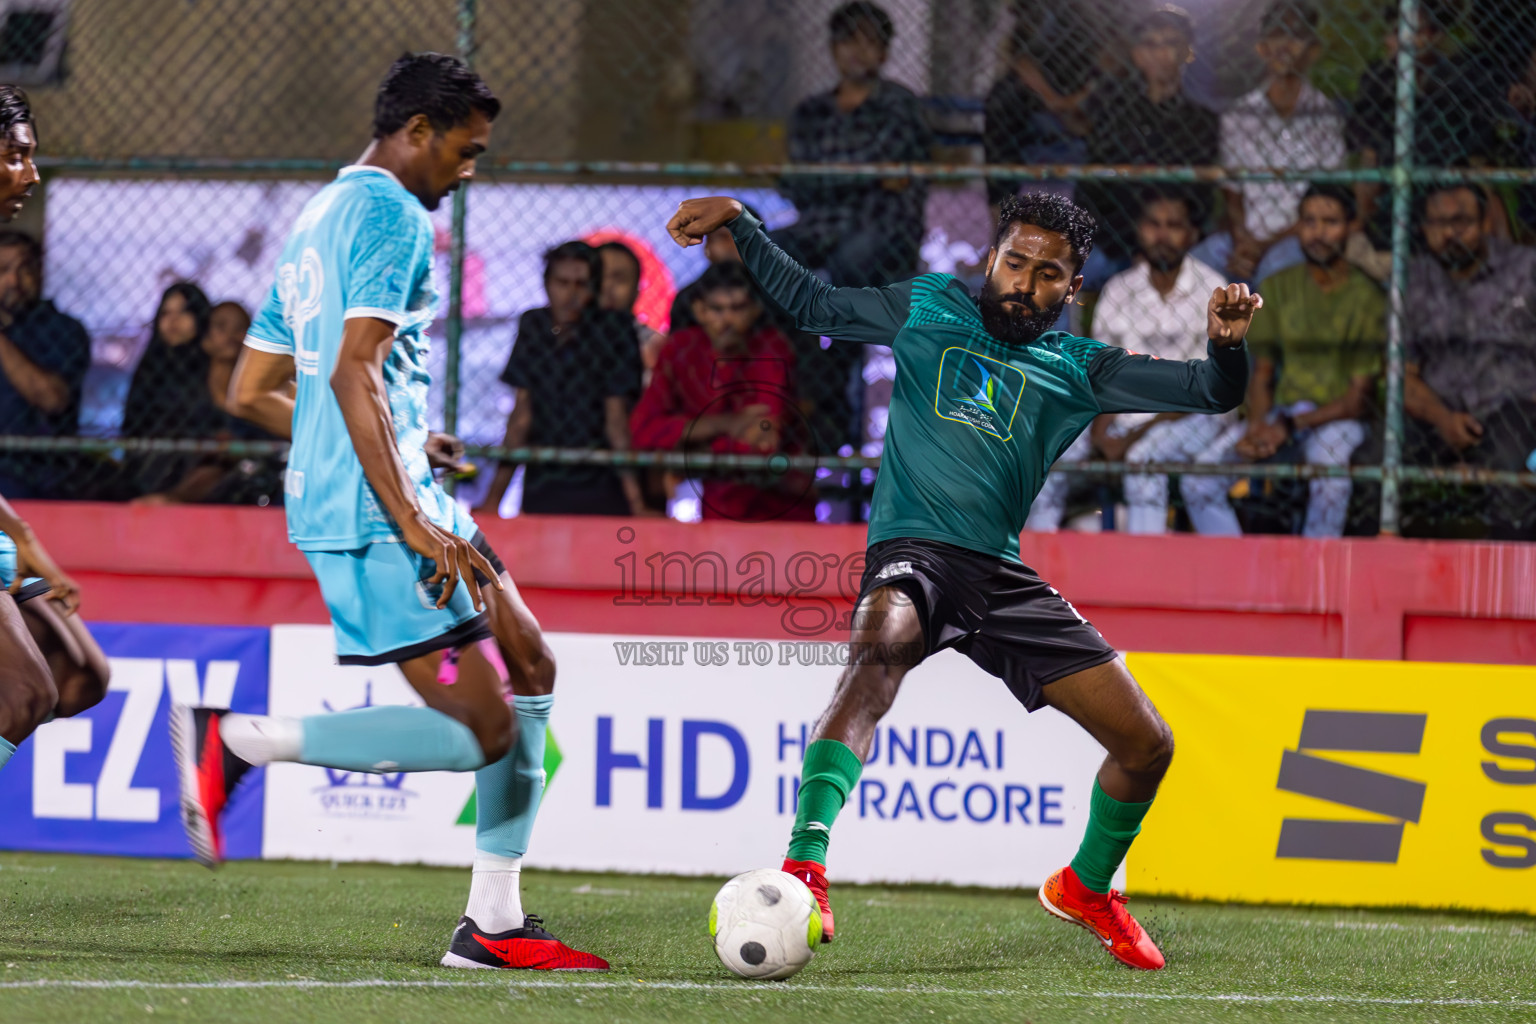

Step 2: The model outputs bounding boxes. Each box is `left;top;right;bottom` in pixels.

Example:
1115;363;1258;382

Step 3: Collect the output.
264;626;1111;888
0;624;267;859
1127;654;1536;914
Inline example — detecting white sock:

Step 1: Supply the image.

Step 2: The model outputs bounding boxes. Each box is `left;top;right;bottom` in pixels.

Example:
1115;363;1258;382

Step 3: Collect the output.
465;851;524;934
221;714;302;765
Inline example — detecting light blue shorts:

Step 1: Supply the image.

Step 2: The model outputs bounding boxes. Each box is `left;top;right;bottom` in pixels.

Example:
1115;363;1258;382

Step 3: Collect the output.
303;526;502;666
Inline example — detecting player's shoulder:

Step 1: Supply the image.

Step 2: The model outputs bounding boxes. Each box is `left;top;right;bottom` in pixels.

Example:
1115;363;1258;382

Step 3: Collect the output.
907;272;970;302
1036;331;1109;374
333;168;430;230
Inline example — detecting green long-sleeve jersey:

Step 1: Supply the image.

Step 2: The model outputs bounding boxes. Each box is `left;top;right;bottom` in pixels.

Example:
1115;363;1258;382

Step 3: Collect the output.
728;209;1250;562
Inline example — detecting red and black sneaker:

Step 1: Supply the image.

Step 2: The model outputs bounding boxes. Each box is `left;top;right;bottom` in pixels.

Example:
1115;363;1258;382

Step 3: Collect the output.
169;706;253;868
1038;865;1166;970
440;915;610;971
782;858;834;943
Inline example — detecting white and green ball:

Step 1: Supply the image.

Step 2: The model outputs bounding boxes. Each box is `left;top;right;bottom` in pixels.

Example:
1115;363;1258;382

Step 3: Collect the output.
709;868;821;980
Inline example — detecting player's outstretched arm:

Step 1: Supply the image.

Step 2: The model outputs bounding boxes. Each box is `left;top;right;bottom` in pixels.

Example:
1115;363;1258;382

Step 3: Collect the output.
666;197;912;345
331;317;500;611
1088;284;1263;416
228;347;297;439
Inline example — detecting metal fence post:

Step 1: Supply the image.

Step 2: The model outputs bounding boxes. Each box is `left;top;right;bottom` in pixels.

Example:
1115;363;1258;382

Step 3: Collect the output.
1380;0;1419;536
444;0;478;461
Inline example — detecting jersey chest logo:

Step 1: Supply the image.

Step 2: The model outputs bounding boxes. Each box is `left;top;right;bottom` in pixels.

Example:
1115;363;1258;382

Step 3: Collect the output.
933;346;1025;442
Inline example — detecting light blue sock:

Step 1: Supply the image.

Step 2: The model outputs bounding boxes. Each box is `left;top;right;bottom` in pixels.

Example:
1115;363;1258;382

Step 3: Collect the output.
0;736;14;772
474;694;552;856
300;705;487;773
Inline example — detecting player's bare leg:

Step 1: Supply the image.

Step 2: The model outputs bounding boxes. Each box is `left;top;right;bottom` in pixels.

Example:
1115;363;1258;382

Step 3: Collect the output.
781;584;925;941
0;591;58;769
440;567;608;971
1037;658;1172;969
20;595;110;720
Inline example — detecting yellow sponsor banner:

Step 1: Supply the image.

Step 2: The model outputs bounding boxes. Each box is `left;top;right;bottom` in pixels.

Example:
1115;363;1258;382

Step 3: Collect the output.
1125;653;1536;914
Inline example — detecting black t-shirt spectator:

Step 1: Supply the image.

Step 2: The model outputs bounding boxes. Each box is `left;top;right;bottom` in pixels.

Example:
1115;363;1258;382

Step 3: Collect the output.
782;78;932;248
0;300;91;497
499;306;641;495
1079;76;1218;261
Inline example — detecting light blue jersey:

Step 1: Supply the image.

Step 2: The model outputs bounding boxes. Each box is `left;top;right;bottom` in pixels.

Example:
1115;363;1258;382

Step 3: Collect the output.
0;529;14;588
248;165;466;552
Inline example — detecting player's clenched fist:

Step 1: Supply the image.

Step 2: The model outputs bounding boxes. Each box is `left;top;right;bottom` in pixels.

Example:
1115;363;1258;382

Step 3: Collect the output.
1207;283;1263;346
667;197;744;247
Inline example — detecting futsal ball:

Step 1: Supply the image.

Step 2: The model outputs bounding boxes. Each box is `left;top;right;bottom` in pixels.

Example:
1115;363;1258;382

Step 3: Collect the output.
709;868;821;980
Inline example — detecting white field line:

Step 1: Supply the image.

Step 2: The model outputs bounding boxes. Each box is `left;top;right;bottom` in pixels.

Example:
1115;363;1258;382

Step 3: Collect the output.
0;978;1533;1007
1257;918;1530;936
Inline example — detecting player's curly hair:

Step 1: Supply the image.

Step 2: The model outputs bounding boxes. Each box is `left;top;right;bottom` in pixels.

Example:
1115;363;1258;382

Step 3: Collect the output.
0;85;34;146
993;192;1096;273
373;52;500;138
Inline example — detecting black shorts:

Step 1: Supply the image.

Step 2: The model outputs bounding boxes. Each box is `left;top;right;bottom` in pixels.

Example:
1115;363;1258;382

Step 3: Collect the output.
12;579;51;604
857;537;1118;711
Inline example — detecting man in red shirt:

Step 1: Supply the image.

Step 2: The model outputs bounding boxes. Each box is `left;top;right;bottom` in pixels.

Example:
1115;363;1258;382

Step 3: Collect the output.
631;261;816;522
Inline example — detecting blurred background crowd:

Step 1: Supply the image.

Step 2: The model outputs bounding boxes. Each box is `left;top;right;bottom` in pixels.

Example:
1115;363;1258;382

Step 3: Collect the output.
1;0;1532;538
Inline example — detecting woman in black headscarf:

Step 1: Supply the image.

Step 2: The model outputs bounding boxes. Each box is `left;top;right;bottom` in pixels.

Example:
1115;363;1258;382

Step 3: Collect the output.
122;281;230;502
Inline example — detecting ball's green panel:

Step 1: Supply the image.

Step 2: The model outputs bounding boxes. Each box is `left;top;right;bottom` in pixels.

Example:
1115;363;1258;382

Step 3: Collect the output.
807;905;821;949
708;899;719;937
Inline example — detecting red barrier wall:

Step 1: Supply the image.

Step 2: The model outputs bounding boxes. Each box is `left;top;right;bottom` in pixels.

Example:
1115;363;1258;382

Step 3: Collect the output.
19;501;1536;665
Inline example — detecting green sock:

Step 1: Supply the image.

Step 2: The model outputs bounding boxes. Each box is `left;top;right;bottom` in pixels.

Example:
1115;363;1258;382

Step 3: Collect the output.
1069;779;1154;893
785;739;864;865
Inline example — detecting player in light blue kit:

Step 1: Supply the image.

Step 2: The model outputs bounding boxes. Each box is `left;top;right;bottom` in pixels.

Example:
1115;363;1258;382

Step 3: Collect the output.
0;85;111;781
172;53;608;971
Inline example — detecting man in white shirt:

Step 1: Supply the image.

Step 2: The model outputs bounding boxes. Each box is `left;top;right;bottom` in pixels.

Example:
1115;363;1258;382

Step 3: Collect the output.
1189;0;1345;283
1026;189;1232;533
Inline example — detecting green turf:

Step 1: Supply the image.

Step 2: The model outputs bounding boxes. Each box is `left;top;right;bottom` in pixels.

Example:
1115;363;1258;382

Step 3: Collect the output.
1;852;1533;1024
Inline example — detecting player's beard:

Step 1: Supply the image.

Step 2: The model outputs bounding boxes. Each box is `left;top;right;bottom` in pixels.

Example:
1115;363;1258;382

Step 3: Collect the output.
978;277;1066;347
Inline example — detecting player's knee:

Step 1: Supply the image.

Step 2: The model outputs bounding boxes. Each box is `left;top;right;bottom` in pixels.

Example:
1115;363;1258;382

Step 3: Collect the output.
0;664;58;741
847;664;902;722
1122;720;1174;781
528;643;556;695
473;703;516;763
52;664;109;719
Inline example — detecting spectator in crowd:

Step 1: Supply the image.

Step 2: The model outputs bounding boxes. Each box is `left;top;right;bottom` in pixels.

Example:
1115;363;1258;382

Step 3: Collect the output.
670;202;774;333
1192;1;1344;284
1030;190;1234;534
1348;0;1494;270
0;231;90;499
775;1;931;290
1402;184;1536;537
596;240;666;376
983;16;1094;210
204;300;250;413
630;261;815;523
1183;185;1384;538
123;282;231;504
670;205;842;455
1076;4;1218;292
476;241;645;517
194;299;285;507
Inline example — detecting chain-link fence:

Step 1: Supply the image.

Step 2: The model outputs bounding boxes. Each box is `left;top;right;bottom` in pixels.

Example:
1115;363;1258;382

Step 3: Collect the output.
1;0;1532;538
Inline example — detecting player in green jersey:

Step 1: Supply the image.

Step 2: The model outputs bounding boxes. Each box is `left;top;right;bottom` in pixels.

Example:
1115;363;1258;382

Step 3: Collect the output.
667;192;1263;970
